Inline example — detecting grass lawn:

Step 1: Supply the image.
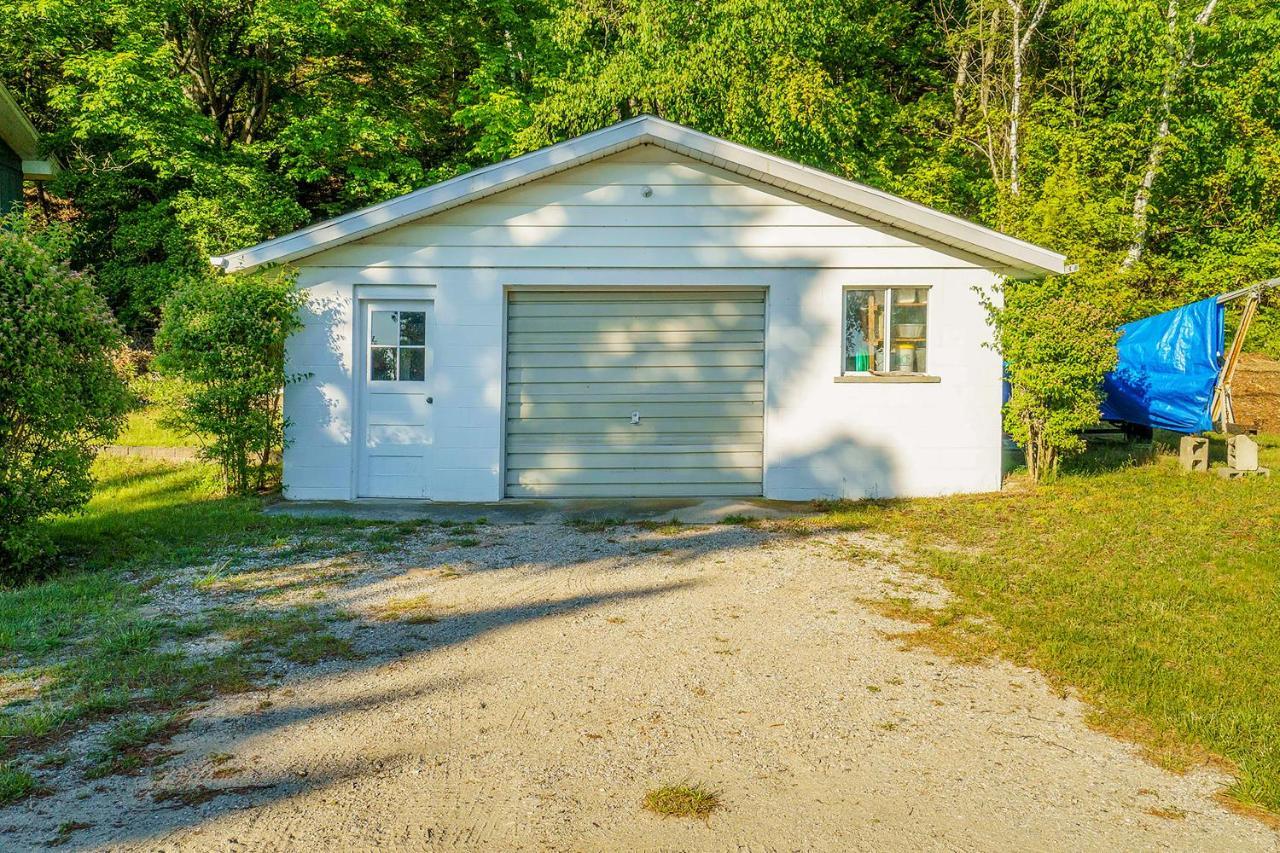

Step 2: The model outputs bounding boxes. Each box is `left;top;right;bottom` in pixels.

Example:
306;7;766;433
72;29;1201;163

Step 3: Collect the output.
808;433;1280;818
115;407;199;448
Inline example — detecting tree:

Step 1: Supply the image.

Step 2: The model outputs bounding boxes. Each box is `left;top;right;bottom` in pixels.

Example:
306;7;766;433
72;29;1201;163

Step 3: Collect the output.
981;279;1120;481
153;269;305;493
0;217;131;578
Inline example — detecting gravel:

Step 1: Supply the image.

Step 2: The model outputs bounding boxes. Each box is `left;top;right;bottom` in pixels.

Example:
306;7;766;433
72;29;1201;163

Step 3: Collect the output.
6;522;1275;851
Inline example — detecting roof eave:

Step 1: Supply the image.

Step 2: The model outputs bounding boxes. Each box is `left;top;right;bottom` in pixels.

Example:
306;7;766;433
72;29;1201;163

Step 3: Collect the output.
210;115;1067;278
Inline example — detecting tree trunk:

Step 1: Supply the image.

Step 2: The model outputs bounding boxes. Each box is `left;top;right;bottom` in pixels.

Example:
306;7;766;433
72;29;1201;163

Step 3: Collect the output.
1121;0;1219;268
1006;0;1049;198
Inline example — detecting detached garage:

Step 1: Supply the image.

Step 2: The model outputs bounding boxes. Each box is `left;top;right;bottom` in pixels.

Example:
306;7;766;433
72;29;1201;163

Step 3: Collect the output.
211;116;1067;503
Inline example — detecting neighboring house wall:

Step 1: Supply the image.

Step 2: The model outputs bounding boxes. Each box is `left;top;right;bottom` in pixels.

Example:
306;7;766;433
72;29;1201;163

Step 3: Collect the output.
0;136;22;213
283;145;1004;502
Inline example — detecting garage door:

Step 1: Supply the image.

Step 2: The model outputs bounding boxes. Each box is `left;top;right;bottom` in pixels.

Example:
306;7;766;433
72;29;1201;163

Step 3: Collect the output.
505;290;765;497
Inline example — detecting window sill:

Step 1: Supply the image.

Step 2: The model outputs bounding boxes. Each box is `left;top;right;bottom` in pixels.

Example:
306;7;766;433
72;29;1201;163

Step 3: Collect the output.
833;373;941;384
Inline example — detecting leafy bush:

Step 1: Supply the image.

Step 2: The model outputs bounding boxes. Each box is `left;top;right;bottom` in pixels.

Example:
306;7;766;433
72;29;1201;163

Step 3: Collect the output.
0;218;131;578
154;270;305;494
982;279;1120;481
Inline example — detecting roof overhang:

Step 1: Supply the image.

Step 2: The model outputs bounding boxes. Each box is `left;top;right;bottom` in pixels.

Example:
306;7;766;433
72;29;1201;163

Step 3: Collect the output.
211;115;1068;278
0;83;59;180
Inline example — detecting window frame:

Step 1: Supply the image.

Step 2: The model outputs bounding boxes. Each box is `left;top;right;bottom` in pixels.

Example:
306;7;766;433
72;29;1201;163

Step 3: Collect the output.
840;285;932;377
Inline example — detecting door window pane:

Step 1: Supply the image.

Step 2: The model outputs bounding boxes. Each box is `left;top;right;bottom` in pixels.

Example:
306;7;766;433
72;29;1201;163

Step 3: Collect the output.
399;347;425;381
370;346;397;380
370;311;398;346
399;311;426;346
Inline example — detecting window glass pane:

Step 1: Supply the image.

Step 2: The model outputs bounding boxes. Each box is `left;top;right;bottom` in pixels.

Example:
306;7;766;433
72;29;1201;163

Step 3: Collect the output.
370;346;397;380
399;311;426;346
843;289;884;372
399;347;425;381
889;288;928;373
370;311;398;346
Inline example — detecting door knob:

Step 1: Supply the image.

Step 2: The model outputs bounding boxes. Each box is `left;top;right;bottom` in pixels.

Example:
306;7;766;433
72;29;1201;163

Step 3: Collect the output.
425;396;434;404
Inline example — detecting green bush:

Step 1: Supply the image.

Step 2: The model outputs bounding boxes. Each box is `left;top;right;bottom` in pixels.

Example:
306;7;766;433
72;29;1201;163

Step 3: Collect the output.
0;218;131;578
982;279;1120;481
154;270;305;494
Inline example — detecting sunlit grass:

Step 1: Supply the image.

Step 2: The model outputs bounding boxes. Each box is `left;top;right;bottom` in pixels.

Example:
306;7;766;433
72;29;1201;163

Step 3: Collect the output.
115;406;198;448
809;433;1280;814
642;783;721;818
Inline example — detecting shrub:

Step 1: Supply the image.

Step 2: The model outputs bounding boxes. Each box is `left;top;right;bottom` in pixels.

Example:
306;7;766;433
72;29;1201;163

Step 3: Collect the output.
981;279;1120;481
0;218;131;578
153;270;305;493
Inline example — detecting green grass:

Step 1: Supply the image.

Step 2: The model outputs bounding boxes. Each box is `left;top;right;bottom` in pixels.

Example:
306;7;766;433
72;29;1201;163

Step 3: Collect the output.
84;712;185;779
642;783;721;818
0;762;42;804
808;433;1280;815
115;407;198;448
0;455;376;802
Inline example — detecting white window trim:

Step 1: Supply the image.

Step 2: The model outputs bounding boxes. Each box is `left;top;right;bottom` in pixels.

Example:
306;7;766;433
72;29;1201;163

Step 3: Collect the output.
839;285;936;380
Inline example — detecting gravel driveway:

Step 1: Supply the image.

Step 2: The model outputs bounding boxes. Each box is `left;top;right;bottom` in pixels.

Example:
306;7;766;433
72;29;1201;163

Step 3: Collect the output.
12;522;1276;851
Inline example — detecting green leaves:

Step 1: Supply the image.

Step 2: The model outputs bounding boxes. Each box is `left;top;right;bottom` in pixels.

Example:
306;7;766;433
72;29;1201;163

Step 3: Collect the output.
0;216;131;578
153;269;305;495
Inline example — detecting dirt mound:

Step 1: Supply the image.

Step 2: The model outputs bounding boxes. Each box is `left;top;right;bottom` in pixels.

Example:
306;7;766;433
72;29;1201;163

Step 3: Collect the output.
1233;353;1280;433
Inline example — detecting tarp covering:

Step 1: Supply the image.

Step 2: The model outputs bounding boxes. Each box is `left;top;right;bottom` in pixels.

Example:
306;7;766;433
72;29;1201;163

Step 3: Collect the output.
1100;296;1224;433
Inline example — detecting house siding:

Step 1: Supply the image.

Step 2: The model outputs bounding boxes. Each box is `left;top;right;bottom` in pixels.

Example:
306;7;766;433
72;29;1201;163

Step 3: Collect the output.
0;137;22;214
285;145;1004;502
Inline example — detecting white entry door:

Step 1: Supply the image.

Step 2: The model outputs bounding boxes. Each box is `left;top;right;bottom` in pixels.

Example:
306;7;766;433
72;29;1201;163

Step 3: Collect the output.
357;300;433;498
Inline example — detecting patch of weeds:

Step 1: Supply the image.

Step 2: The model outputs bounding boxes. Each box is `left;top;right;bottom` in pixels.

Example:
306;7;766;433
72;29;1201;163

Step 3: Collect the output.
605;616;627;624
36;750;72;769
437;567;462;579
0;761;43;804
569;517;625;533
631;519;686;533
371;595;440;624
450;537;481;547
208;752;234;765
49;820;93;846
865;596;1000;665
642;783;721;819
84;712;186;780
719;514;758;526
283;634;358;666
865;685;881;693
877;721;898;731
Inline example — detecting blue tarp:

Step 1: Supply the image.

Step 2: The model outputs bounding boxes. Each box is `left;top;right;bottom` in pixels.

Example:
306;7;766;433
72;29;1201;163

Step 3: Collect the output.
1100;296;1224;433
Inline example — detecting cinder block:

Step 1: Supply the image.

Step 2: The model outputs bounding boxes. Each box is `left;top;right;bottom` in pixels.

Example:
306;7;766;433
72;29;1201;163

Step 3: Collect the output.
1227;434;1260;471
1215;466;1270;480
1179;436;1210;473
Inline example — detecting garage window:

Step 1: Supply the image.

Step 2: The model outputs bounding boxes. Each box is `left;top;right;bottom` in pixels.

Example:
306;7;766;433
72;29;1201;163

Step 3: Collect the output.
369;310;426;381
843;287;929;374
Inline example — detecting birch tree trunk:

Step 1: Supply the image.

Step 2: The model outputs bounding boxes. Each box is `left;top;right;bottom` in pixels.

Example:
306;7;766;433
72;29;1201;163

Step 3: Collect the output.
1006;0;1049;197
1121;0;1220;268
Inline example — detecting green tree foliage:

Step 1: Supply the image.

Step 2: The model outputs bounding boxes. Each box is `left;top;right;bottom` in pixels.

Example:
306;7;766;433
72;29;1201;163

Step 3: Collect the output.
0;218;131;578
153;271;305;494
981;279;1120;480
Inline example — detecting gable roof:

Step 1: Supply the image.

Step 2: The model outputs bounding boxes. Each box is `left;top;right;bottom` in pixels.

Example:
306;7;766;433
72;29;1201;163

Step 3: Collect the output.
0;82;59;180
211;115;1068;277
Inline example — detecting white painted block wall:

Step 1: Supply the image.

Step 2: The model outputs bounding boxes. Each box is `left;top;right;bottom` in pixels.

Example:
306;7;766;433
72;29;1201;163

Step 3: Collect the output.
282;146;1004;502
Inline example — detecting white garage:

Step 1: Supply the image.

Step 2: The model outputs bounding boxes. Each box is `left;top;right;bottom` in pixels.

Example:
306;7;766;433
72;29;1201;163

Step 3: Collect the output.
211;115;1067;504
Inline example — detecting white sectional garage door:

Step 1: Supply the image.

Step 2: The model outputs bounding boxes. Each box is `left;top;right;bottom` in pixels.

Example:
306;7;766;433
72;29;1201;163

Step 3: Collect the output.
505;290;765;498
